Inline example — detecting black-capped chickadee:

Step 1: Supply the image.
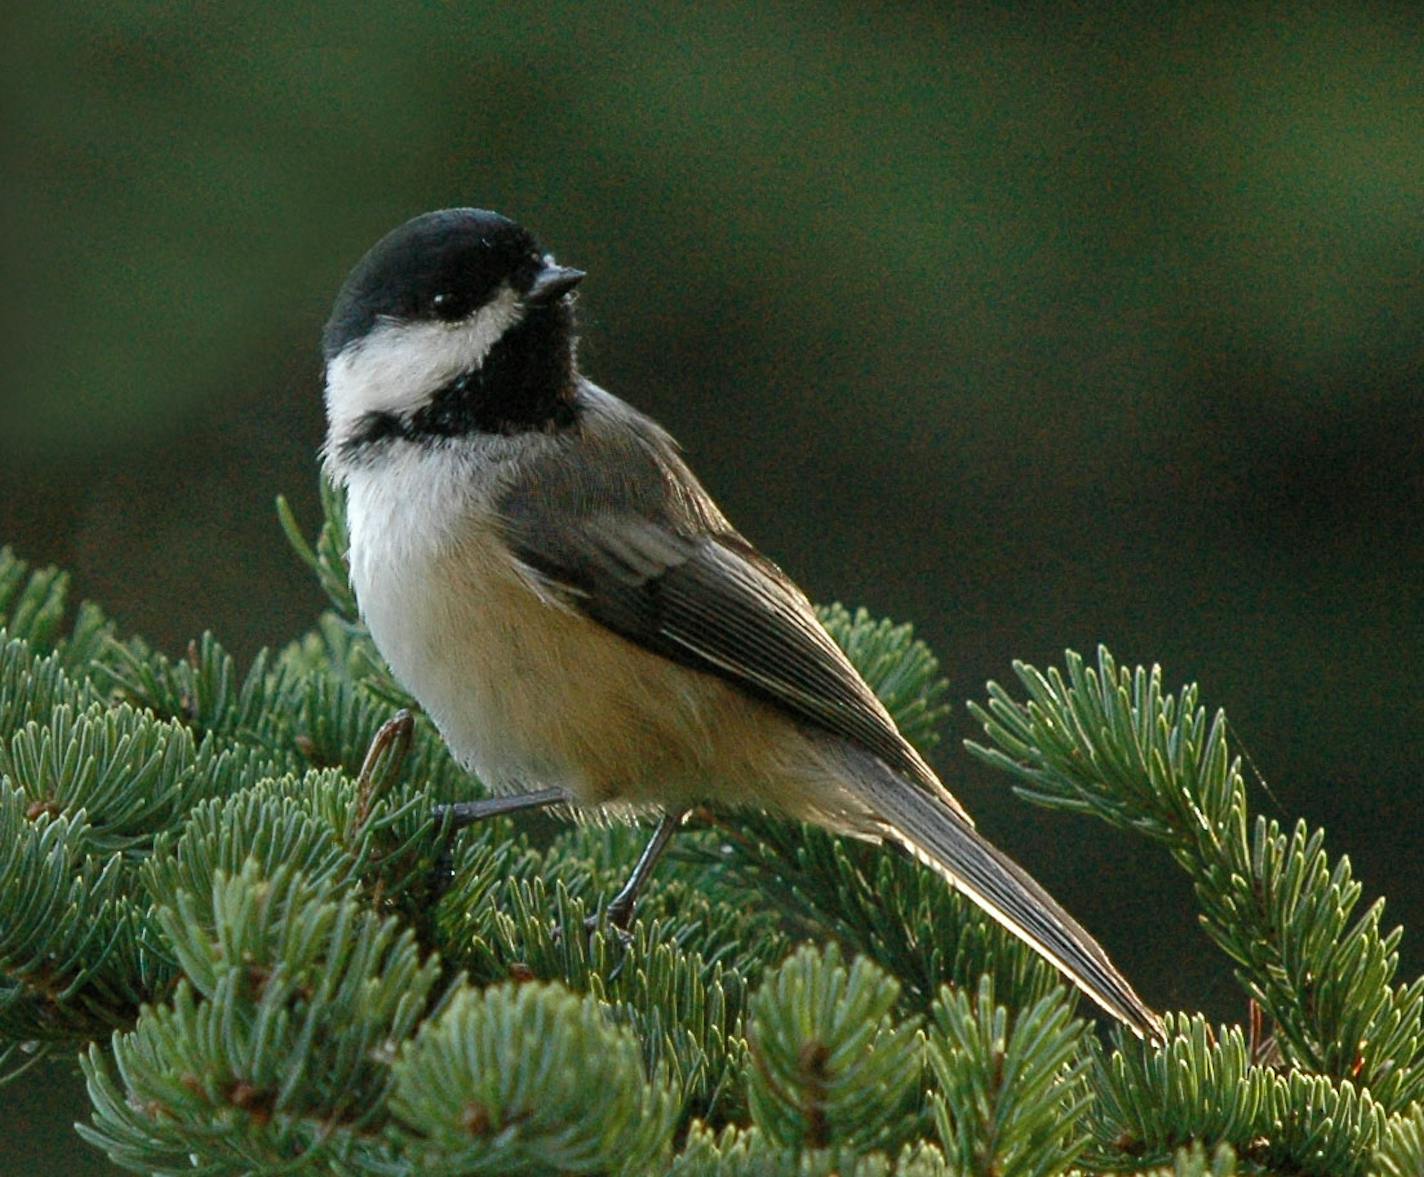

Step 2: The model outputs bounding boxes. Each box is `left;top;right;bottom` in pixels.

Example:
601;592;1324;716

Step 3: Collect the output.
320;208;1163;1040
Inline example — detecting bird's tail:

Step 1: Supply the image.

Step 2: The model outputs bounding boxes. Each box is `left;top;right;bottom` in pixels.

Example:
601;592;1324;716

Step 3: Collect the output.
848;766;1164;1040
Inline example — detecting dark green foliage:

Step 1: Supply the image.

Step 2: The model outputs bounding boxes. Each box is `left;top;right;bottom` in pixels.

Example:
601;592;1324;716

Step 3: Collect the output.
667;1122;951;1176
2;702;216;855
1375;1103;1424;1177
0;781;157;1051
969;648;1424;1111
1087;1014;1388;1174
0;547;115;668
0;509;1420;1173
0;636;98;737
1161;1142;1238;1177
927;976;1090;1177
435;834;755;1123
78;862;445;1174
389;981;679;1175
746;944;922;1152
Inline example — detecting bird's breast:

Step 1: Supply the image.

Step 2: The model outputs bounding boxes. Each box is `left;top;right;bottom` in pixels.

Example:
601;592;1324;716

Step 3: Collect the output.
345;471;563;791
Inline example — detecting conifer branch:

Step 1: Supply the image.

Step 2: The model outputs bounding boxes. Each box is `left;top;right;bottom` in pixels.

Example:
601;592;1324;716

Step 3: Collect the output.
0;502;1416;1173
926;975;1090;1177
969;648;1424;1111
746;944;922;1153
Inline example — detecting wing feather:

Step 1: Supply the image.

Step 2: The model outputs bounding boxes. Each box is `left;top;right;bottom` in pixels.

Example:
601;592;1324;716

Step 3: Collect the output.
496;397;953;805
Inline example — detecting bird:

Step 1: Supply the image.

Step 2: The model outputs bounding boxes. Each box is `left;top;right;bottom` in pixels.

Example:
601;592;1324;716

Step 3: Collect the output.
319;207;1164;1040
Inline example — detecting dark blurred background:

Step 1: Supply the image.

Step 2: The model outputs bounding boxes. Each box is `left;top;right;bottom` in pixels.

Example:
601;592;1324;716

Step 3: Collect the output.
3;3;1421;1170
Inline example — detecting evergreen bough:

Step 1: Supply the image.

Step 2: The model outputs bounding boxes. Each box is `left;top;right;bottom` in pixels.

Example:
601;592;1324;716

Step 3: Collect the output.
0;483;1414;1174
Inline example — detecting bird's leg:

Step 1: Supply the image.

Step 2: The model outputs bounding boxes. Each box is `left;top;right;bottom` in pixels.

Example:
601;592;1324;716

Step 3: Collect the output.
429;788;568;902
596;810;690;933
436;787;566;829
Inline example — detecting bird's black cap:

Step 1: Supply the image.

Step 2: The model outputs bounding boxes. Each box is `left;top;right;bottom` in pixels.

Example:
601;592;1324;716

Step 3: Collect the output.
322;208;551;361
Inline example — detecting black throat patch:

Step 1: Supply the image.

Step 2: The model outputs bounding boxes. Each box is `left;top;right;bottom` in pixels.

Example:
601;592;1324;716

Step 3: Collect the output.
337;303;580;462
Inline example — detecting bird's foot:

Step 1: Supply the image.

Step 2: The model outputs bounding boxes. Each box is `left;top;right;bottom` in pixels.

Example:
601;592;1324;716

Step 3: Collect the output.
582;899;638;945
546;900;637;950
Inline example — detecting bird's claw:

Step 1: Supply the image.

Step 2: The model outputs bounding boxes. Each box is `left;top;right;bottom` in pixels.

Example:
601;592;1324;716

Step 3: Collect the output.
585;906;636;947
549;904;636;949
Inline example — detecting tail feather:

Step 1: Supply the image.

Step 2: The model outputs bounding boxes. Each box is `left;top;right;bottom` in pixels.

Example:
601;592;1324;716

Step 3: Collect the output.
850;769;1164;1040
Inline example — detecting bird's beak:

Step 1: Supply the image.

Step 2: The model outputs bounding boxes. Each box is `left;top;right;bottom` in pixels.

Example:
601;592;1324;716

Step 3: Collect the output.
525;263;586;305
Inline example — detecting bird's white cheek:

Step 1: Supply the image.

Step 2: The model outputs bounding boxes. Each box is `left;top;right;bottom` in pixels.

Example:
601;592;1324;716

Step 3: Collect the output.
323;284;525;429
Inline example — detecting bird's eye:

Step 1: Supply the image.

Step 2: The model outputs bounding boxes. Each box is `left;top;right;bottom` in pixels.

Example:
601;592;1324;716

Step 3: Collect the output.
430;287;469;320
430;294;475;327
430;291;470;322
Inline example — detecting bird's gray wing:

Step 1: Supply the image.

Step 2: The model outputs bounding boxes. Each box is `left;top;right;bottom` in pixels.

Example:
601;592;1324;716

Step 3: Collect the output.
496;434;952;805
